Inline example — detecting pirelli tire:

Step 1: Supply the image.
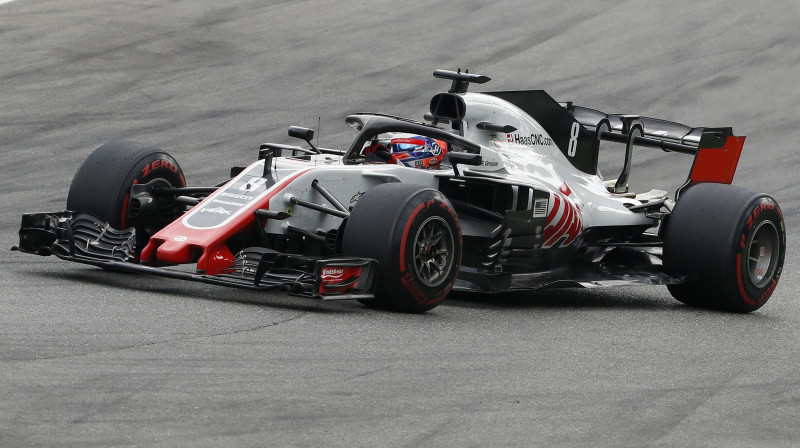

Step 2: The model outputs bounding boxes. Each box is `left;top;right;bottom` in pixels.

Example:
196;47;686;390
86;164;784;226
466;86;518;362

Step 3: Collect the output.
663;183;785;312
66;141;186;253
342;183;462;313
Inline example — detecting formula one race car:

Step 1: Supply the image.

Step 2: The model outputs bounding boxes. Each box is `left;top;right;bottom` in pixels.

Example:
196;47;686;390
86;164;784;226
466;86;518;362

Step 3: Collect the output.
14;69;786;313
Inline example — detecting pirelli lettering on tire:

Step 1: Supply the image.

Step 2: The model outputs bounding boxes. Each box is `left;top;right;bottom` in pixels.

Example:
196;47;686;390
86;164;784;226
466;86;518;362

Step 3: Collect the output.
735;197;784;307
746;199;776;231
401;271;430;305
142;159;179;178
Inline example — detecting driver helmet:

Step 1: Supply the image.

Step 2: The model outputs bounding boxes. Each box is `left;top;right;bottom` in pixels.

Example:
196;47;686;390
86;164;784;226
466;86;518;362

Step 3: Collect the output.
389;134;448;169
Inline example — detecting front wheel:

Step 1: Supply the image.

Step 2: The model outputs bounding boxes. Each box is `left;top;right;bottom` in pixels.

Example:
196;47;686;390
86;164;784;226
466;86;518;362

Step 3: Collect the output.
66;141;186;253
342;183;462;313
663;183;785;312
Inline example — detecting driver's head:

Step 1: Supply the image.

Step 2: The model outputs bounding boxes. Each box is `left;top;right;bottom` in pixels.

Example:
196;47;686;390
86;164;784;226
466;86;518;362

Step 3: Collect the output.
389;134;448;169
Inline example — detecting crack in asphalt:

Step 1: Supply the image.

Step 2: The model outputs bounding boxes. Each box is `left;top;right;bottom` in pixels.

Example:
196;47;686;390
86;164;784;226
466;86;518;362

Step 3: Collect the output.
640;373;744;446
344;365;392;381
70;379;155;424
400;416;459;448
7;312;307;362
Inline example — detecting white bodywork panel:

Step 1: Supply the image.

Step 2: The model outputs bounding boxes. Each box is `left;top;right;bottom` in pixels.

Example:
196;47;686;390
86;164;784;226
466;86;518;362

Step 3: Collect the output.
262;157;439;237
457;93;657;231
258;92;661;243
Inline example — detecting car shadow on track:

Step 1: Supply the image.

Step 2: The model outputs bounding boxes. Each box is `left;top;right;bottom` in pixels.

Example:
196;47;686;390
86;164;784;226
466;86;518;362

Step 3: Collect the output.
22;267;778;318
25;267;364;314
446;288;779;319
446;287;687;311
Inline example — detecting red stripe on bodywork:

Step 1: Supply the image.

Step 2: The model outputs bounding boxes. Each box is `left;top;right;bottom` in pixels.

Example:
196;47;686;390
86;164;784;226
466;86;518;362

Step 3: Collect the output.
546;194;561;224
543;193;583;248
548;200;570;246
563;205;581;246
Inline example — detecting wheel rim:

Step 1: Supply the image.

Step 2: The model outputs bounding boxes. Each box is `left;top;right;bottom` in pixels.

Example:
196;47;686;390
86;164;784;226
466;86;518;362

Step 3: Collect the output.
746;220;780;288
413;216;455;287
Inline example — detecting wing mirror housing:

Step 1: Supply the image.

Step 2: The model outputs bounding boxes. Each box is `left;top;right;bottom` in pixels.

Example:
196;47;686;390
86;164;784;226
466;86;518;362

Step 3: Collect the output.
476;122;517;133
288;126;320;154
449;152;482;176
288;126;314;141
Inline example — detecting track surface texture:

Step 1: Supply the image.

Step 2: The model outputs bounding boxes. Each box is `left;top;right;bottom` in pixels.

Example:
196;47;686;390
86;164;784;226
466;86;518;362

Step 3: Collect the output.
2;1;799;447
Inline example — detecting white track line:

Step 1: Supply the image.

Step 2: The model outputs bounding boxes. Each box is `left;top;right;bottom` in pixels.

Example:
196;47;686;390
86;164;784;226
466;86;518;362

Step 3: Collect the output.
0;0;19;5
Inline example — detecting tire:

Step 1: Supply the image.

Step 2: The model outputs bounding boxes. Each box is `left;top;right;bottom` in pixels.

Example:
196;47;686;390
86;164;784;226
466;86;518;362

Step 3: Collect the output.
342;183;462;313
66;141;186;252
663;183;785;312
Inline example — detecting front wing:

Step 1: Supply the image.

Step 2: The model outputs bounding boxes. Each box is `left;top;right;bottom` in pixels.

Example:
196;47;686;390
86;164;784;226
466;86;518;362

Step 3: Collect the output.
14;212;378;301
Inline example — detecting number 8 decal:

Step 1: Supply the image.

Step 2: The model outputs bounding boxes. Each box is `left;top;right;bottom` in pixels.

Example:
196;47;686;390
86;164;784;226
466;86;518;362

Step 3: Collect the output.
239;176;268;191
567;122;580;157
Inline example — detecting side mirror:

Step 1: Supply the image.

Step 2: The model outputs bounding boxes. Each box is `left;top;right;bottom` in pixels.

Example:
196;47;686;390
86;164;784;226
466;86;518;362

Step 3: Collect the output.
476;122;517;133
287;126;320;154
449;152;482;176
288;126;315;141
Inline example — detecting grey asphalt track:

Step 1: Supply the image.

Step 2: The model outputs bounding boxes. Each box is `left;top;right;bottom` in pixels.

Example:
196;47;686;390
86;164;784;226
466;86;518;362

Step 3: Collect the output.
2;1;799;447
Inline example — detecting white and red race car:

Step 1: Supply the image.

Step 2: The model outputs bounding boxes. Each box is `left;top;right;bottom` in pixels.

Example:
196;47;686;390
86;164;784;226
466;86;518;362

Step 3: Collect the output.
15;69;785;313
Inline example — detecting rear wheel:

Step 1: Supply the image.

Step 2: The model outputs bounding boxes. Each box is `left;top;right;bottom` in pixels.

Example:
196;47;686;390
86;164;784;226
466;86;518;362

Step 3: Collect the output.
663;183;785;312
342;183;462;313
66;141;186;253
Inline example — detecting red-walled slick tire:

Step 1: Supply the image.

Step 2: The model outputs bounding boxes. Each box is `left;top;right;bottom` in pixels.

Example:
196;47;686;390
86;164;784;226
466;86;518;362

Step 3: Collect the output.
343;183;462;313
663;183;785;312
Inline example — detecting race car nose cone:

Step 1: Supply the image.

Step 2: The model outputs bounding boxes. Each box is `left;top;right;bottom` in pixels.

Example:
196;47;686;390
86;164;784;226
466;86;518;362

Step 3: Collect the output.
156;238;197;265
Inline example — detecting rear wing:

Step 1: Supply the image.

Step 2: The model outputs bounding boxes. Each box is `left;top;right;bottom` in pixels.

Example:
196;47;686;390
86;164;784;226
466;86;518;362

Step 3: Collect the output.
570;105;706;149
568;103;745;196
